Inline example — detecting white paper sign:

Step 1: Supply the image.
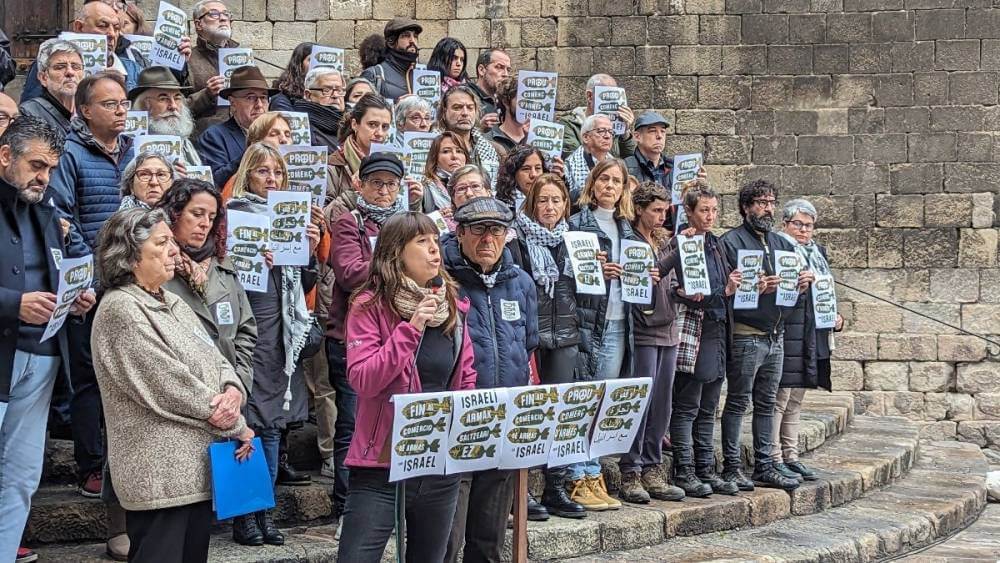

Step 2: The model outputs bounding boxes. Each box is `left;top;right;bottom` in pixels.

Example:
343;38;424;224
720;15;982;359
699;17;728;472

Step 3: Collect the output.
149;1;186;70
124;111;148;137
671;153;703;205
426;211;451;234
677;234;710;296
526;119;564;160
411;69;441;118
515;71;558;123
186;166;214;184
812;274;838;329
734;249;763;310
498;385;558;470
446;389;507;474
280;145;328;207
218;47;254;107
226;209;269;292
309;45;345;73
124;34;154;62
40;255;94;342
266;191;310;266
620;240;654;305
547;382;603;466
402;132;438;179
58;33;107;77
134;134;184;163
593;86;628;136
775;250;802;307
589;378;652;458
281;112;312;146
562;231;605;295
390;392;452;482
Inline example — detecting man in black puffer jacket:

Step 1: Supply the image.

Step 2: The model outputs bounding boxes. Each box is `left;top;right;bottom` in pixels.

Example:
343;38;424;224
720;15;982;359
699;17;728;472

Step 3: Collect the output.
359;18;422;101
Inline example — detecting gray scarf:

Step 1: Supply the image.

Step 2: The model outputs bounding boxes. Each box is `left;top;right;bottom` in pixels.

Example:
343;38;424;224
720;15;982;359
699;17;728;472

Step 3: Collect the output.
355;193;403;225
777;231;830;276
515;214;567;297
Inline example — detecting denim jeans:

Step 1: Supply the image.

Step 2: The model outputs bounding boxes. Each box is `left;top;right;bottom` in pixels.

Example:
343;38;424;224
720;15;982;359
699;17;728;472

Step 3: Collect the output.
619;345;677;474
68;312;105;480
566;318;627;480
326;338;355;513
722;334;784;472
337;468;461;563
256;427;281;485
0;350;60;560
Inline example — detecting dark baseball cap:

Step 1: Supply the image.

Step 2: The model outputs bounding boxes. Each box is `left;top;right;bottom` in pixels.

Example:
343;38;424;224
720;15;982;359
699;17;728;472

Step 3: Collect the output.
453;197;514;227
359;152;405;179
634;111;670;131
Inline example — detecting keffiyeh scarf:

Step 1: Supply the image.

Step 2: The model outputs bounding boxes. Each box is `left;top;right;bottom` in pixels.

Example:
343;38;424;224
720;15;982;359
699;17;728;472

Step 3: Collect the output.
515;214;568;297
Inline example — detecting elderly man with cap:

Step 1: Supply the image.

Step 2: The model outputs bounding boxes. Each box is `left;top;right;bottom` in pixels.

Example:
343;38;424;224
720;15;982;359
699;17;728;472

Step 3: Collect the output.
624;112;671;187
325;152;408;517
196;65;276;189
442;196;538;563
360;17;423;100
130;66;202;167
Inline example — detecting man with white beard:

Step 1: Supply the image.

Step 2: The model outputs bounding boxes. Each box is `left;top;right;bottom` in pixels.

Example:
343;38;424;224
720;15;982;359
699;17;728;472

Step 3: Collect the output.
130;66;203;168
187;0;237;135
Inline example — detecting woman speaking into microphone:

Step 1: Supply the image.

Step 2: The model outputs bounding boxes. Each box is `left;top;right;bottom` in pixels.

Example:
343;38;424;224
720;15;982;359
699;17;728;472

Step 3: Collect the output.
336;212;479;562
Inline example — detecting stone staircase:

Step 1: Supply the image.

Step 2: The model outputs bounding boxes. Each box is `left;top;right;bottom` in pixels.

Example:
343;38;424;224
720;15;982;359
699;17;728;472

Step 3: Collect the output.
29;393;990;562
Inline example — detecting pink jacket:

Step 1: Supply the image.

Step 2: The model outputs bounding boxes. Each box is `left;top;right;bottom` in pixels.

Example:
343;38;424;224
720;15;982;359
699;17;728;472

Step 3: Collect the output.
344;290;478;469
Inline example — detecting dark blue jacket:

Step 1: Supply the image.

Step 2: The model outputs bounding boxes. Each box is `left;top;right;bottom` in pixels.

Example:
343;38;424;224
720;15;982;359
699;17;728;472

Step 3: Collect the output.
0;182;72;402
442;234;539;389
20;55;141;104
49;120;134;256
196;117;245;190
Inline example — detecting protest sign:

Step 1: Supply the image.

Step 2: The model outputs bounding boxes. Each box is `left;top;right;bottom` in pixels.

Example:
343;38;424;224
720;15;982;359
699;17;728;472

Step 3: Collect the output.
589;378;652;458
149;1;186;70
548;382;603;467
677;234;711;296
812;274;838;329
226;210;269;292
266;191;310;266
411;69;441;117
59;33;107;77
281;112;312;146
498;385;558;470
185;166;214;185
674;205;688;234
124;111;148;137
671;153;702;205
218;47;254;107
426;211;451;234
593;86;628;136
562;232;605;296
446;389;507;475
515;71;557;123
402;132;438;179
390;392;452;482
526;119;564;160
734;250;763;310
280;145;328;207
124;34;153;62
309;45;344;72
134;135;183;162
774;250;802;307
620;240;654;305
41;255;93;342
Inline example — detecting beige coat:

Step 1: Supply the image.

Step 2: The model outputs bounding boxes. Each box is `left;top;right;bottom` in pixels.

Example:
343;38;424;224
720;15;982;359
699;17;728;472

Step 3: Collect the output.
92;284;248;511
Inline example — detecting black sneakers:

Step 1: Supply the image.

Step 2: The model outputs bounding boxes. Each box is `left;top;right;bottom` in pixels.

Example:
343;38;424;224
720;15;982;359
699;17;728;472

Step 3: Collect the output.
751;466;801;491
773;462;804;482
786;461;819;481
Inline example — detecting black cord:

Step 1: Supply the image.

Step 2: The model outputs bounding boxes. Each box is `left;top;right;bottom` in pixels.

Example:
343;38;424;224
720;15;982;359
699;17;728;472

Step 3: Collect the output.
834;280;1000;358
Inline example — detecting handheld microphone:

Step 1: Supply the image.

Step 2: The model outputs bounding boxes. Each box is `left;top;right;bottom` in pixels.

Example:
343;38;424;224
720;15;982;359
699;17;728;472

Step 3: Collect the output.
429;275;444;294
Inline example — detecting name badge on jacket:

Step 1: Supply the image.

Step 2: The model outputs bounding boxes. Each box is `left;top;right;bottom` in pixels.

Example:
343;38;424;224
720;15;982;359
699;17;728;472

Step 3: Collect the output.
500;299;521;322
216;302;235;326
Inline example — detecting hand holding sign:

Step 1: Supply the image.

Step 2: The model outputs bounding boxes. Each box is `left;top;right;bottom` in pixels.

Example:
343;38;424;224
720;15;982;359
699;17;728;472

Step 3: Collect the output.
150;1;187;71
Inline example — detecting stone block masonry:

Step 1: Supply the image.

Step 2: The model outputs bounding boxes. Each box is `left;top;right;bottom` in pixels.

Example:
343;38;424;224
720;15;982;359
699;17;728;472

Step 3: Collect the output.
203;0;1000;450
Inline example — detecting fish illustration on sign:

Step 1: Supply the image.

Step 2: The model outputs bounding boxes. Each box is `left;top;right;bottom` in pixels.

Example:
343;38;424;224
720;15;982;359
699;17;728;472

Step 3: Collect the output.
598;417;633;431
63;262;93;285
230;256;264;273
557;404;597;423
460;404;507;426
230;243;264;257
610;384;648;402
522;76;557;88
269;229;303;243
449;444;497;460
272;216;306;230
401;397;451;419
562;384;601;405
606;401;642;417
521;89;555;100
456;424;503;444
512;406;555;426
513;387;559;409
274;201;310;215
517;100;553;112
554;423;588;441
394;438;440;456
401;417;447;439
506;427;550;444
232;226;267;242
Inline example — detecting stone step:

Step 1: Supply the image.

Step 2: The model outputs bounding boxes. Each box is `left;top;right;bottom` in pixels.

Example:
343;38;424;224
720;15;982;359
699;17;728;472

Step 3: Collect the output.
897;503;1000;562
562;440;988;562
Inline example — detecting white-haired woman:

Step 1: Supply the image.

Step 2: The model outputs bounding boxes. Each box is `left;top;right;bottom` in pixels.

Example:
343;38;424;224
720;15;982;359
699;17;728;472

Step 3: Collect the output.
118;151;178;210
294;66;346;150
392;95;434;145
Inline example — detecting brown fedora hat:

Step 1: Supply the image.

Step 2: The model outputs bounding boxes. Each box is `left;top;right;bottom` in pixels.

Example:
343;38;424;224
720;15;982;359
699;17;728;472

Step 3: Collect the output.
219;65;279;100
128;66;192;101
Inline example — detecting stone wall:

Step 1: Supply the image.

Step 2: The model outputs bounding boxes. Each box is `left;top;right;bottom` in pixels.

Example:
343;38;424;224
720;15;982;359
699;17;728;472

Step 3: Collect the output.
109;0;1000;449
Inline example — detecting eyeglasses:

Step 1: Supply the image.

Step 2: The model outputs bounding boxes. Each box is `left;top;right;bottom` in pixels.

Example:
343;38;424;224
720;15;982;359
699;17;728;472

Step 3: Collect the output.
0;113;17;128
366;179;400;193
308;87;345;97
753;198;777;208
93;99;132;111
468;224;507;237
407;114;432;124
198;9;232;20
589;128;614;137
452;182;485;196
135;170;171;183
786;219;815;231
230;94;269;105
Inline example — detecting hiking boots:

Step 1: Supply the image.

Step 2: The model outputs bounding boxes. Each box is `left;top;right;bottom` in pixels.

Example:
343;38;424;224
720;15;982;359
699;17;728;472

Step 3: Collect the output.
696;468;740;496
567;477;608;511
276;453;311;486
752;465;801;491
774;462;804;482
721;467;755;492
588;475;622;510
527;493;550;521
256;509;285;545
674;466;712;498
232;514;264;546
786;461;819;481
543;472;587;518
618;471;651;504
641;467;685;501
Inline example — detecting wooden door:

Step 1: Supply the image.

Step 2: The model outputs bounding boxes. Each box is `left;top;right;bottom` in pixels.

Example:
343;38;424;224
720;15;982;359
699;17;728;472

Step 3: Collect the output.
2;0;73;63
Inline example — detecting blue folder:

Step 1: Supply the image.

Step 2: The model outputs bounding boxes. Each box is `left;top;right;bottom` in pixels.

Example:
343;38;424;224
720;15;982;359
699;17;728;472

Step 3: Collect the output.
208;438;276;520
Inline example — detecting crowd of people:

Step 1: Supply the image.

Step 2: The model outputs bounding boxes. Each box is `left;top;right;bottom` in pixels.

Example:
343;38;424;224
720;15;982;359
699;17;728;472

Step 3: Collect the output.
0;1;845;562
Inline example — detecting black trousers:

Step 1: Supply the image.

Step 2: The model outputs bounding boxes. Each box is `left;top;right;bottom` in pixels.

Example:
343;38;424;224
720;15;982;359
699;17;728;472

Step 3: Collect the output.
445;469;516;563
67;311;104;479
126;501;213;563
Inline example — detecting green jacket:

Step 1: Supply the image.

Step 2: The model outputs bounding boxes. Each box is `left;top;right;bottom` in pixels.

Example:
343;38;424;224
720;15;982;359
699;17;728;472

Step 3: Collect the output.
558;106;637;159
